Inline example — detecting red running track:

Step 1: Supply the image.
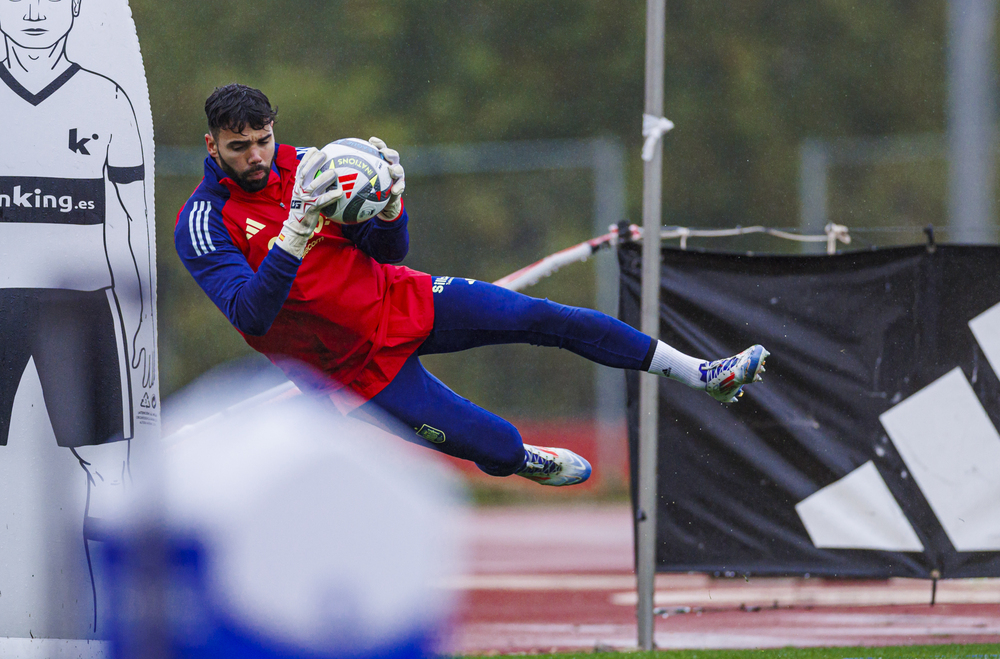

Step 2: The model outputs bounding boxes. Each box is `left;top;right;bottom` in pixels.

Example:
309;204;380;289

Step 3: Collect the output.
442;504;1000;654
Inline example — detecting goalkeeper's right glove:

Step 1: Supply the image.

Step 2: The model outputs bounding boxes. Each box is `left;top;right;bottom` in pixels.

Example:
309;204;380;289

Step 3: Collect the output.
275;148;342;259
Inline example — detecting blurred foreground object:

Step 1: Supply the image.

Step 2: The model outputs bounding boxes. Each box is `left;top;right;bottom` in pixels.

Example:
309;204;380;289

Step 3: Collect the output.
103;383;466;659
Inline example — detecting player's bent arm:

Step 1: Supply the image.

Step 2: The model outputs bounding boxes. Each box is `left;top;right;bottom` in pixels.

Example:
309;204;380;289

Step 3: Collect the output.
340;208;410;264
175;208;300;336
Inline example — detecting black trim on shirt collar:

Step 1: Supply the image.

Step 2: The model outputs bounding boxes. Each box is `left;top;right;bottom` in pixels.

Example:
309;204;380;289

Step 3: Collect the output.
0;62;81;106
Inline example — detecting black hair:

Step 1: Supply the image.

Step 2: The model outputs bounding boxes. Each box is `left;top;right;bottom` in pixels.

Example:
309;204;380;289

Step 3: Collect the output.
205;84;278;136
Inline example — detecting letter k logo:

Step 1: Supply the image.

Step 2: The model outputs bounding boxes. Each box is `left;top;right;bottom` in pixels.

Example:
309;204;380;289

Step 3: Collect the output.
69;128;92;155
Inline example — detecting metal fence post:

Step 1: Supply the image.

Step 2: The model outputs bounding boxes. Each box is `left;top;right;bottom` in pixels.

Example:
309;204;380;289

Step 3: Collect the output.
638;0;666;650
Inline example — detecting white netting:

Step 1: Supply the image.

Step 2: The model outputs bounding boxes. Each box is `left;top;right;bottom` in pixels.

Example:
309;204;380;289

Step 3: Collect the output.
494;223;852;292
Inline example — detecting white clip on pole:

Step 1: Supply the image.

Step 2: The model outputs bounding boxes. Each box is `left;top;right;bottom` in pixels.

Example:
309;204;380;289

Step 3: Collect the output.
677;226;690;250
824;223;851;255
642;114;675;162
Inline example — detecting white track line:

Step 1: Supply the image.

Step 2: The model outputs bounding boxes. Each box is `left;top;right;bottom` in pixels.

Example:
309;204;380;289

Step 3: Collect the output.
443;573;1000;608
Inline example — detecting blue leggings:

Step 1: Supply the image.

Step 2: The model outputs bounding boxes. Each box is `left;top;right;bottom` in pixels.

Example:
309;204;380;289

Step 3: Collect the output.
353;278;655;476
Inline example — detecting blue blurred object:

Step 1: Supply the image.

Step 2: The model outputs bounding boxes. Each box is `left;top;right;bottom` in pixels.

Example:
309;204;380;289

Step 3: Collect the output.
101;382;466;659
103;537;436;659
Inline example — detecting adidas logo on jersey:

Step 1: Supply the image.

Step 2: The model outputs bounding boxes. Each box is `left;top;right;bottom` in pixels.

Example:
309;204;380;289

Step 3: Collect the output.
246;218;265;239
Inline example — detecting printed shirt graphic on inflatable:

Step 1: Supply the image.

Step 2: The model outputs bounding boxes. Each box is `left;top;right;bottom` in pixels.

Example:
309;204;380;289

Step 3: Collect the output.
0;31;153;445
0;0;159;646
0;66;143;287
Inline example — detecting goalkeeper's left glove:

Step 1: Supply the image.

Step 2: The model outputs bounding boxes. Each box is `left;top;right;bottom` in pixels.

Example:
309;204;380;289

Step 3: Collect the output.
369;136;405;221
276;148;342;258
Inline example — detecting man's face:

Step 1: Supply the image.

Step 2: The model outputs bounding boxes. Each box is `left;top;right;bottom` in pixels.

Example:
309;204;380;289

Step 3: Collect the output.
206;123;275;193
0;0;80;50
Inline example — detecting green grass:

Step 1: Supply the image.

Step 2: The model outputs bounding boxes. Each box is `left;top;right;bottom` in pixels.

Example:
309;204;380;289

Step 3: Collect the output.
456;644;1000;659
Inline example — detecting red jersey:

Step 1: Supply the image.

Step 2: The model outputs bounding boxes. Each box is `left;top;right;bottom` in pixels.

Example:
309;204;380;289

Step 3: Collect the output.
175;144;435;406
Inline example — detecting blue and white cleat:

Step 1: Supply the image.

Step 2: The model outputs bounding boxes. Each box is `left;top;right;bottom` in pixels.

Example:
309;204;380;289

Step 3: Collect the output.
701;344;770;403
515;444;592;486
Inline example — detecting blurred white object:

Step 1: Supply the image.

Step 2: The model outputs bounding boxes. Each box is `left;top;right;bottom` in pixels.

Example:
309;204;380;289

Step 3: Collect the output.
106;385;467;658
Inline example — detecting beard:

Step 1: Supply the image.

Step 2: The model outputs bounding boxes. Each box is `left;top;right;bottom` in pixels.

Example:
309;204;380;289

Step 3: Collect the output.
217;153;272;193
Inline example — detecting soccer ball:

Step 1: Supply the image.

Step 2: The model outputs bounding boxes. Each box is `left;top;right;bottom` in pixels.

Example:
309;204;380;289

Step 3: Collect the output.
316;138;394;224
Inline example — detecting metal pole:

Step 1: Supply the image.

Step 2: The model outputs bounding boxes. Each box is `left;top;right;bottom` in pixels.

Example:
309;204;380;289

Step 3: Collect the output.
947;0;997;244
638;0;665;650
592;138;628;485
798;139;828;253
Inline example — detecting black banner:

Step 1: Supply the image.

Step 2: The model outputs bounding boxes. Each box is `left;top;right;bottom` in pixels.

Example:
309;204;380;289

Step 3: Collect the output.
620;243;1000;579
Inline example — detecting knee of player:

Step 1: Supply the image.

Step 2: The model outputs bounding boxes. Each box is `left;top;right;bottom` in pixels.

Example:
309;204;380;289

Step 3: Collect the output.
480;420;525;476
497;423;526;467
521;296;573;332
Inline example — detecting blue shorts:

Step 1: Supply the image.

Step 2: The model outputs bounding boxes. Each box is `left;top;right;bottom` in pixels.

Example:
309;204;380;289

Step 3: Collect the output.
352;278;654;476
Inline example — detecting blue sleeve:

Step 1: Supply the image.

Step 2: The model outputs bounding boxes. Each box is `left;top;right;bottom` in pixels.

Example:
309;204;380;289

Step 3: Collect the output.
339;208;410;264
175;197;300;336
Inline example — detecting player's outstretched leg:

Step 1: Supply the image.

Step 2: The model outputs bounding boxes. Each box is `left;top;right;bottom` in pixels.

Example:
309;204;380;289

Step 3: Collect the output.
514;444;592;486
422;278;772;405
700;344;769;403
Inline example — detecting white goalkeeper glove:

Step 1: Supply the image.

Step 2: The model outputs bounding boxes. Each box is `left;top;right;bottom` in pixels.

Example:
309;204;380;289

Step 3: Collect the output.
276;148;343;259
369;136;405;221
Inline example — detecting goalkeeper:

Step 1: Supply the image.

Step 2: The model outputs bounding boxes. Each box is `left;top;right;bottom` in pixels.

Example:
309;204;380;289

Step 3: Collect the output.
175;84;769;486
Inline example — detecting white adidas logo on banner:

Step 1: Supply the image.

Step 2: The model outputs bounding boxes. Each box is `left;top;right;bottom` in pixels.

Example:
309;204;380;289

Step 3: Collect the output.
796;303;1000;553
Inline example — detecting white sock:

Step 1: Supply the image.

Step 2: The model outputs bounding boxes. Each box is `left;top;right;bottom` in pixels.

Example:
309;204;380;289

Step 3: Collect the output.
647;340;706;389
